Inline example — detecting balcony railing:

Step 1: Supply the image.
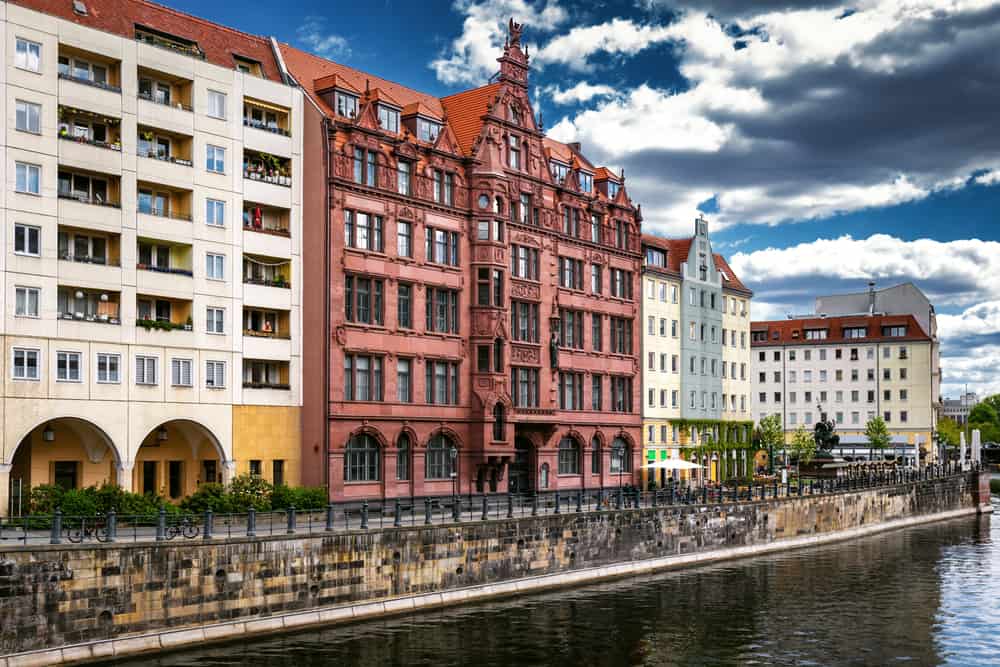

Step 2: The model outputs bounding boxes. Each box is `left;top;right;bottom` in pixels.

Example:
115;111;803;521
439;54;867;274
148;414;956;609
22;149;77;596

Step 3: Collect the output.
243;168;291;187
137;318;191;332
137;149;193;167
242;381;291;390
243;118;291;137
137;91;193;112
57;191;121;208
136;264;193;277
137;207;193;222
244;276;290;289
59;253;120;267
135;34;205;60
58;311;120;325
243;222;290;237
243;328;291;340
58;71;122;94
58;132;122;151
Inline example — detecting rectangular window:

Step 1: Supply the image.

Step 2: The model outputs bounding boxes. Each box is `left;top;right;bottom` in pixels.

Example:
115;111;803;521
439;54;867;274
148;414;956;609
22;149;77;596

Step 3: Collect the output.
397;221;412;257
426;227;459;266
610;317;633;355
206;145;225;173
205;252;225;280
15;38;42;72
512;367;540;408
345;275;385;326
207;90;227;119
12;348;40;380
96;353;120;383
397;283;412;329
511;245;539;280
378;105;400;132
397;160;411;195
56;351;81;382
425;286;460;333
508;134;520;169
425;360;459;404
171;358;193;387
590;264;602;294
15;286;40;317
344;210;384;252
335;91;358;118
559;257;584;290
592;313;603;352
206;199;225;227
558;309;585;349
15;100;42;134
15;162;41;195
611;376;632;413
511;301;540;343
558;372;584;410
591;375;603;411
344;354;384;401
206;307;225;334
206;360;226;388
135;355;157;385
610;268;632;299
14;223;41;256
397;359;412;403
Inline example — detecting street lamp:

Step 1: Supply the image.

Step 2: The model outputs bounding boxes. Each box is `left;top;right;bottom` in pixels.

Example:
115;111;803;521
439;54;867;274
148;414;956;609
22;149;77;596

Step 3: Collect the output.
613;439;624;499
449;445;458;501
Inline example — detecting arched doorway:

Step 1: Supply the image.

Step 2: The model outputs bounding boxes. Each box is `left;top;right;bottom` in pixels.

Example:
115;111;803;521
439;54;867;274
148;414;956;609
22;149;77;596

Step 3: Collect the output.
509;437;534;494
136;420;225;500
9;418;120;504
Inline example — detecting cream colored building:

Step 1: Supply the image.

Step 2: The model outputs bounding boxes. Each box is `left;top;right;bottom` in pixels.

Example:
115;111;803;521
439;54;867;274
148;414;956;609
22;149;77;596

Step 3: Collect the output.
0;0;303;514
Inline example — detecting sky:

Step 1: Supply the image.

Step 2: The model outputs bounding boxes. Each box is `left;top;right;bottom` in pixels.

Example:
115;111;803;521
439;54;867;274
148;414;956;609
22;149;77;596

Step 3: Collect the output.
168;0;1000;399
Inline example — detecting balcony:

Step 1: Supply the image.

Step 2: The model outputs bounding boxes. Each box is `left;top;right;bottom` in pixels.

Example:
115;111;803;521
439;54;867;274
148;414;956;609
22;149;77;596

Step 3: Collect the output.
243;151;292;187
58;107;122;173
243;99;292;156
57;47;121;116
136;296;193;342
136;239;193;296
137;67;194;135
137;182;193;225
57;227;121;286
243;203;290;235
57;169;120;207
135;26;206;60
243;254;290;288
243;308;291;339
57;287;121;325
242;359;290;390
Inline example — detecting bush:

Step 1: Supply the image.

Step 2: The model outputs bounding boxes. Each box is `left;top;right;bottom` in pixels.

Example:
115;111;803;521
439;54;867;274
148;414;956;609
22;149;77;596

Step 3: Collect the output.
28;484;65;514
990;478;1000;495
179;483;232;514
270;485;327;510
227;475;273;511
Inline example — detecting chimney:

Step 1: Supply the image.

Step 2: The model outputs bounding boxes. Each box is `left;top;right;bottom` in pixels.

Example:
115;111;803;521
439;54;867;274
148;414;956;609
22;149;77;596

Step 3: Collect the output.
868;281;876;315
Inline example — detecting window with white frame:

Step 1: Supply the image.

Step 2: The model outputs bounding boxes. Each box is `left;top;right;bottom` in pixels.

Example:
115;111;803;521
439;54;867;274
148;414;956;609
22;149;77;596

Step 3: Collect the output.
206;145;225;173
206;307;225;334
206;199;225;226
96;353;120;383
15;162;41;194
206;360;226;388
56;351;82;382
12;348;40;380
135;355;157;385
378;105;400;132
171;358;193;387
14;223;41;256
15;286;40;317
15;38;41;72
207;90;227;119
15;100;41;134
206;252;225;280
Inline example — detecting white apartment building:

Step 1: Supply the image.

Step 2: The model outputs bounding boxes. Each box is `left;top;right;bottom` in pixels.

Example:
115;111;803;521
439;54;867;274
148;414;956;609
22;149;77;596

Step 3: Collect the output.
0;0;303;513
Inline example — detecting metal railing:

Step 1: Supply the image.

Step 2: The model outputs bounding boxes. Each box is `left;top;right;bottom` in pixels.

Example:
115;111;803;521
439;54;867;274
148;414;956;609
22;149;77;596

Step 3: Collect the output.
0;463;976;547
243;118;291;137
137;92;194;112
58;72;122;94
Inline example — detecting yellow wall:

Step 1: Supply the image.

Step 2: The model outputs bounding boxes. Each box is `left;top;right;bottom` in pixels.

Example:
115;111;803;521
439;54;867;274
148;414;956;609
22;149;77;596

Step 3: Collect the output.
10;423;117;490
232;406;302;486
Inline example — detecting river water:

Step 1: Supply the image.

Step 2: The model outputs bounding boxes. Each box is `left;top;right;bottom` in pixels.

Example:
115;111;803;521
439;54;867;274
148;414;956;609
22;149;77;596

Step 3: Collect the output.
105;506;999;667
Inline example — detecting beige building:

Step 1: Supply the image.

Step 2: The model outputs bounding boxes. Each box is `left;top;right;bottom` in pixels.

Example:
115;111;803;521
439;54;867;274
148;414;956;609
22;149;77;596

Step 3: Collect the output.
0;0;303;514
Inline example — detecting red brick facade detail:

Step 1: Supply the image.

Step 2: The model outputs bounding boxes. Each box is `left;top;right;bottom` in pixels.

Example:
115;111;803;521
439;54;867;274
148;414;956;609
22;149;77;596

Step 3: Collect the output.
287;22;643;499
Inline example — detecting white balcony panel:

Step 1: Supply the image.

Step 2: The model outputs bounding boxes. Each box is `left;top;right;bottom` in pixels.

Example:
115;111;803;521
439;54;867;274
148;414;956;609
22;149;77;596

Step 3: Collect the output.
135;269;194;300
57;260;123;291
241;386;296;407
56;318;125;344
58;200;123;235
243;76;296;109
242;335;291;361
243;229;291;258
242;178;292;209
243;283;292;311
136;42;197;81
243;127;292;158
58;78;123;120
136;213;194;244
136;155;195;190
135;326;195;348
59;140;123;176
137;98;195;136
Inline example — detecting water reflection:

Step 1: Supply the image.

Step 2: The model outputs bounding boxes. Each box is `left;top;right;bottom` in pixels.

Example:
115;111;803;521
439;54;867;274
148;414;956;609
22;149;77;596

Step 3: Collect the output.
103;512;997;666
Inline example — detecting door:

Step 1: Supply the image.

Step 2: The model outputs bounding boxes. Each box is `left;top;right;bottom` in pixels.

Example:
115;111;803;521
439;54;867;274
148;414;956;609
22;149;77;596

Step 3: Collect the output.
202;460;218;485
509;437;534;494
142;461;158;495
168;461;183;499
53;461;78;490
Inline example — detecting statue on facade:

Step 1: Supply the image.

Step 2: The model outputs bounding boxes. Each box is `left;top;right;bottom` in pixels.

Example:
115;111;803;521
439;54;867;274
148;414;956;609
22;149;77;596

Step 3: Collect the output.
509;19;524;48
549;330;559;368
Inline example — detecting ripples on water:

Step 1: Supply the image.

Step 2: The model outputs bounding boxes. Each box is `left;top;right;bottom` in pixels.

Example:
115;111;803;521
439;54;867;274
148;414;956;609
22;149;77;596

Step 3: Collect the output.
105;506;1000;667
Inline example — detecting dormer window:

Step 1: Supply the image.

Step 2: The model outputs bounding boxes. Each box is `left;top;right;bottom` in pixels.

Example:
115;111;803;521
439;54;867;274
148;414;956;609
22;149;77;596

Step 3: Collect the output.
645;247;666;268
579;171;593;193
550;160;569;183
416;118;441;142
233;55;263;77
378;105;400;133
335;91;358;118
509;105;522;126
607;181;620;199
135;25;204;59
805;328;828;340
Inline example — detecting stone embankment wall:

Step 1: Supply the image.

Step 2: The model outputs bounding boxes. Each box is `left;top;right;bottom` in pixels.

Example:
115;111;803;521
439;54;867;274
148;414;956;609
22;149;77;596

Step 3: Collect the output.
0;473;989;664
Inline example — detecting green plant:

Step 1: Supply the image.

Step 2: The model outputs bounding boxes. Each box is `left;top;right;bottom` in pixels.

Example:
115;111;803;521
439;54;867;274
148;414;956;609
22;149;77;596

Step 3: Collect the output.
227;475;274;511
865;415;891;453
789;426;817;474
270;485;327;510
29;484;66;514
179;483;232;514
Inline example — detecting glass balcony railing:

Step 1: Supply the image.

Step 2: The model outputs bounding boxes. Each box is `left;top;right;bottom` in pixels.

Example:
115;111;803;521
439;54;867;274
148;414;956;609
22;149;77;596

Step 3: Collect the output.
57;71;121;93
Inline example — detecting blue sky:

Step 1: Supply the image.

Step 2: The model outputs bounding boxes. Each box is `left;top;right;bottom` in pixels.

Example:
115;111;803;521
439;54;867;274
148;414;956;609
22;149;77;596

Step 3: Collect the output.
169;0;1000;398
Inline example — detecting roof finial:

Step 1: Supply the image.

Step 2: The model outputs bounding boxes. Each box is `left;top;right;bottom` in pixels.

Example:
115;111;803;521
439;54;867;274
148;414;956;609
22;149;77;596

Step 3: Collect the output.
508;18;524;48
365;78;370;95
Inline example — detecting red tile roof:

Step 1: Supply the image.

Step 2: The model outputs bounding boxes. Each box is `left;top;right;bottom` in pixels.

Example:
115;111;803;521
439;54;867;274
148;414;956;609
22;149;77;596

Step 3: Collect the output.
12;0;284;82
642;234;751;294
594;166;618;181
714;254;751;293
439;83;502;156
750;314;931;347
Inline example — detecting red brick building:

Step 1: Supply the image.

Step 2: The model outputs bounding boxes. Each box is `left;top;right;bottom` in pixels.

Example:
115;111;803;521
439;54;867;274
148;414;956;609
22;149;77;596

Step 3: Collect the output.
286;21;643;500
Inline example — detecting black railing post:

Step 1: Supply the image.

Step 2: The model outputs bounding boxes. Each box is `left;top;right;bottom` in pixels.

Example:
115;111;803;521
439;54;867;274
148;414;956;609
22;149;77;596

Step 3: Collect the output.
203;509;213;540
106;510;117;543
507;494;514;519
286;506;296;534
555;492;561;515
361;501;369;529
50;508;63;545
616;487;623;510
326;503;335;532
394;499;402;527
424;498;433;525
701;486;708;505
531;492;539;517
452;496;460;522
247;508;257;537
481;495;489;521
652;489;658;507
576;490;583;512
155;506;166;541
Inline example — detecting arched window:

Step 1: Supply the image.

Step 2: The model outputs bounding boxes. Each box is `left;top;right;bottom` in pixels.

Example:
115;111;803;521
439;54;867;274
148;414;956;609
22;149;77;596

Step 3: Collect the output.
610;437;632;474
492;404;505;442
591;436;601;474
344;434;380;482
396;434;410;481
558;436;580;474
540;463;550;489
426;434;456;480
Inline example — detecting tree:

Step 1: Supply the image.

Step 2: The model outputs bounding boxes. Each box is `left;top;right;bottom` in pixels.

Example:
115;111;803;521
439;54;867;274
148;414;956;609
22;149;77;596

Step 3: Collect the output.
865;415;891;459
938;417;961;448
789;426;817;476
969;402;999;427
980;394;1000;420
758;414;784;475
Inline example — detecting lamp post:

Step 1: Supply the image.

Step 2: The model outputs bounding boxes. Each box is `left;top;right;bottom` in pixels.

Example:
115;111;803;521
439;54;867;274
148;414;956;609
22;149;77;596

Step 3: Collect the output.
449;445;458;500
612;439;625;503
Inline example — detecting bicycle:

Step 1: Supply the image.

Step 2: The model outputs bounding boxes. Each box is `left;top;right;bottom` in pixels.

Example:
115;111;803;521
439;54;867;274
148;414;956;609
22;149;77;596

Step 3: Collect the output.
166;516;200;540
65;517;111;543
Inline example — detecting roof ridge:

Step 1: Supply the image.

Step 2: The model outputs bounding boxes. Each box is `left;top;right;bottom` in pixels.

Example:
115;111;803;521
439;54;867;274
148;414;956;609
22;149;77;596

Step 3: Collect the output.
439;81;501;102
132;0;271;45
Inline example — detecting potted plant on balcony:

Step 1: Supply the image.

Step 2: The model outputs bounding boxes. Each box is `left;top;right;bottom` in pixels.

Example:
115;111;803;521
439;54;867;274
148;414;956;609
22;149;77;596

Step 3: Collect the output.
274;274;287;288
184;315;193;331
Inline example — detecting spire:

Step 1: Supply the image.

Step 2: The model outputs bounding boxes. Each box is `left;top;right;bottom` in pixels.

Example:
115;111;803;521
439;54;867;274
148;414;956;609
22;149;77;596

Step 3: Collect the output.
497;18;530;87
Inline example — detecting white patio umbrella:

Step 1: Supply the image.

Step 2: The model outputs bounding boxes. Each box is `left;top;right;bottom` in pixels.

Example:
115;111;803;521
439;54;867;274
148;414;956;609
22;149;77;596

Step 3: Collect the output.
643;458;705;470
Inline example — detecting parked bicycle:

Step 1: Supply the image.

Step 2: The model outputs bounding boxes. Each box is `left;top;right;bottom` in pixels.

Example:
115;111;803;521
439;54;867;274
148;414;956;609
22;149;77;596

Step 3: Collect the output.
166;516;200;540
65;517;111;544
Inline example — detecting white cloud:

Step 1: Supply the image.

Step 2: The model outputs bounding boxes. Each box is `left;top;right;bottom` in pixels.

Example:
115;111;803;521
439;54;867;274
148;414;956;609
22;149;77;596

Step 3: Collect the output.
939;345;1000;398
975;169;1000;186
296;17;351;59
938;302;1000;339
547;81;617;105
534;18;673;69
431;0;568;86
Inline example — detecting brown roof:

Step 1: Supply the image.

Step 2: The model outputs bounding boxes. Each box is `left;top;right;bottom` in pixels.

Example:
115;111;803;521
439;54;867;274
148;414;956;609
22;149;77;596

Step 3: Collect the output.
13;0;284;82
279;42;445;121
714;254;751;294
439;83;502;156
595;166;618;181
642;234;750;294
750;314;931;347
402;101;443;121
